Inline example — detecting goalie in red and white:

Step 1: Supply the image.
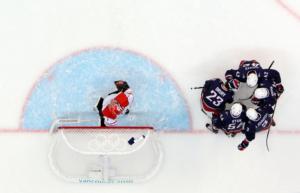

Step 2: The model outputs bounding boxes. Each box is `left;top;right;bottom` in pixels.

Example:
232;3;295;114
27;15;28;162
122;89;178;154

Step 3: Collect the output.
95;80;134;126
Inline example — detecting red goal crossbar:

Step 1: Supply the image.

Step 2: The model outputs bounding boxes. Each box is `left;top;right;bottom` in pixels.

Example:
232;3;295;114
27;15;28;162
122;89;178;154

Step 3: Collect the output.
58;126;154;130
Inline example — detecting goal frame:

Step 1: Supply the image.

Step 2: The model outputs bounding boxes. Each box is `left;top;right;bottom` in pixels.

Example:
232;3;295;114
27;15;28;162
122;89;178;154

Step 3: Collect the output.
48;119;163;183
57;126;154;155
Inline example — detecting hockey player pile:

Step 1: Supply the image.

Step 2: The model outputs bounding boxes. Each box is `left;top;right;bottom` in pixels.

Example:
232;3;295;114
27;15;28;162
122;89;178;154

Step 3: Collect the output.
93;60;284;151
200;60;284;151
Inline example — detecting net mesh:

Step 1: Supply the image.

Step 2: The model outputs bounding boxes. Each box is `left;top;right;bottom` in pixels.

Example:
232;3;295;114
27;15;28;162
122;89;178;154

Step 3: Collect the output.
58;126;153;155
48;121;162;183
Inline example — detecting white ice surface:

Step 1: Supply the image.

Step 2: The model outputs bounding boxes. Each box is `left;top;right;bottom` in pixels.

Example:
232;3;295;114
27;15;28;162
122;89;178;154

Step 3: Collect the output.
0;132;300;193
0;0;300;192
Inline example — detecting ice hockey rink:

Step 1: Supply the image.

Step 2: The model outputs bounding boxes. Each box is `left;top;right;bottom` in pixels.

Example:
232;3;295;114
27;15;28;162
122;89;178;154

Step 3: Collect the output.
1;0;300;193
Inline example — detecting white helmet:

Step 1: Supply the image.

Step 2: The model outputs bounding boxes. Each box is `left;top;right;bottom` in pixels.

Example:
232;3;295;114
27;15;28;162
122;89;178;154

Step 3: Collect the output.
254;88;269;99
230;103;243;117
247;72;258;88
246;108;259;121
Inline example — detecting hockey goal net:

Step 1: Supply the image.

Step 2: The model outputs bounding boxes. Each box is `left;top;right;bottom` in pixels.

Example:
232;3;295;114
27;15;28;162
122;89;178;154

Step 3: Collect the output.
48;119;163;183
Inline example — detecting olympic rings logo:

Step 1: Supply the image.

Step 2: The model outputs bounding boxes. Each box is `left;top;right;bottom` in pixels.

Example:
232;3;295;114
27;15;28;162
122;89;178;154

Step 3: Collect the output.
87;134;128;152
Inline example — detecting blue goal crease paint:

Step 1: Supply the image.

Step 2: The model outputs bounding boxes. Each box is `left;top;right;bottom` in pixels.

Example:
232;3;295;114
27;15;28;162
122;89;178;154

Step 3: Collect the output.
21;48;191;131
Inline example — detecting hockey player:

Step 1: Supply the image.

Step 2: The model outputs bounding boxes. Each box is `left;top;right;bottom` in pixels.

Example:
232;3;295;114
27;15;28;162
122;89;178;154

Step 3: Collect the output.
225;60;264;88
251;80;278;107
208;103;247;135
238;105;274;151
201;78;236;116
95;80;134;126
226;60;284;95
260;68;284;97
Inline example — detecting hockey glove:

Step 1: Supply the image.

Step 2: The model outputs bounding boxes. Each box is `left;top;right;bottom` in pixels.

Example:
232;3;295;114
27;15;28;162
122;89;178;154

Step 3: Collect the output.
251;97;260;105
276;83;284;95
238;139;249;151
227;79;240;90
205;123;219;134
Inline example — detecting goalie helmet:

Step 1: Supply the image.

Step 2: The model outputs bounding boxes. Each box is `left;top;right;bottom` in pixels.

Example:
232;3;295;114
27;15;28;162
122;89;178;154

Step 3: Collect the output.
114;80;130;92
246;72;258;88
254;88;269;99
246;108;259;121
230;103;243;117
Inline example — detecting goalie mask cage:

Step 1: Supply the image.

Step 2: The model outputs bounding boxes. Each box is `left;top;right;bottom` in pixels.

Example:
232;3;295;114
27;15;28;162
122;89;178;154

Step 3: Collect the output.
48;119;163;183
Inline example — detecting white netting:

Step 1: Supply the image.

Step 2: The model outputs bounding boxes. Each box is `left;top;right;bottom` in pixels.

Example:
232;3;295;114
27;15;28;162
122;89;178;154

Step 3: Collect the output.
58;127;152;155
48;119;163;183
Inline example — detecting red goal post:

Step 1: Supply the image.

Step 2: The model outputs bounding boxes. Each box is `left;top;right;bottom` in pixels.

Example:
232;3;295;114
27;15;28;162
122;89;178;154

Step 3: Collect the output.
52;124;155;155
57;125;154;130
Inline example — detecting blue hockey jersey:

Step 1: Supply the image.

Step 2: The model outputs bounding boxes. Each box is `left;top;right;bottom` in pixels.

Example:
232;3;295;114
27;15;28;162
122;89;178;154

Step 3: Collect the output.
225;60;264;82
212;106;247;134
201;78;234;112
252;79;278;107
244;105;274;141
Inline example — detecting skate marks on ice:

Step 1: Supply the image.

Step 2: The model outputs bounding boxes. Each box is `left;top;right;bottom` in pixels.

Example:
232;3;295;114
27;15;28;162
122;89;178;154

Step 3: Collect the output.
21;48;191;131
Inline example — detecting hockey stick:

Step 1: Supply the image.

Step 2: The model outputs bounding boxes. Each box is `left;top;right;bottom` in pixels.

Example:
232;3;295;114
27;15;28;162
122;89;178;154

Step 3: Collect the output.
190;86;203;90
239;94;254;101
268;60;275;69
201;108;212;119
266;60;275;152
266;103;277;152
196;85;217;133
201;109;219;133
